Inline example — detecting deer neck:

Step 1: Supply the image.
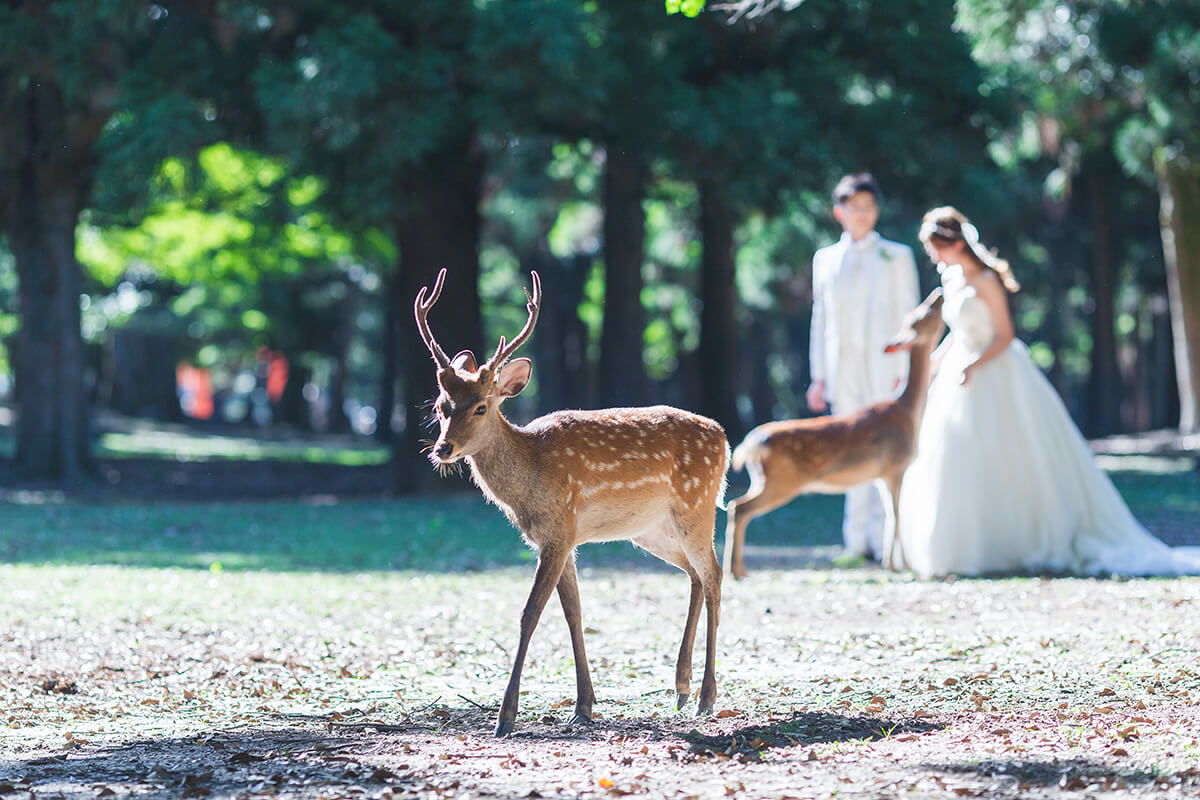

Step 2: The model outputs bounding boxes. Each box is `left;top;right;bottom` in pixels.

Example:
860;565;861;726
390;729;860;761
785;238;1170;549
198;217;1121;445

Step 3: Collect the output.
464;413;539;514
896;340;934;416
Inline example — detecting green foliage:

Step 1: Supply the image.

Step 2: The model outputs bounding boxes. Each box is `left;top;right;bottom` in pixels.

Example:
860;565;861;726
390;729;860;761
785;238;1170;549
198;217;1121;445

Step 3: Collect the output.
665;0;706;18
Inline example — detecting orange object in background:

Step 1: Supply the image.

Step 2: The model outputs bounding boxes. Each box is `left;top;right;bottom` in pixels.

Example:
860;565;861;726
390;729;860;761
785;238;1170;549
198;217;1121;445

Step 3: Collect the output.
176;364;214;420
266;351;288;403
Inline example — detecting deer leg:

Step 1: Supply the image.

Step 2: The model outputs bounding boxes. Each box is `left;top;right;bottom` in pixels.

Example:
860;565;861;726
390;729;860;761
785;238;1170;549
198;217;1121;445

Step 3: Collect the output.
879;475;904;571
496;544;571;737
680;515;723;717
724;474;803;580
632;528;703;711
555;555;595;725
676;570;704;710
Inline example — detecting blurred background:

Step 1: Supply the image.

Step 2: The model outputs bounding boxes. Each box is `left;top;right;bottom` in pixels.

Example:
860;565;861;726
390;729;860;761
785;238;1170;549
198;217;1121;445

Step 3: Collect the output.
1;0;1197;496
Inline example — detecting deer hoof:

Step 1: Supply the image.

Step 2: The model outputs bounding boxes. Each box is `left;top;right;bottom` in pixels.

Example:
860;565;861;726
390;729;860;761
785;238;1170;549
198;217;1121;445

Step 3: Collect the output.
568;712;592;726
675;692;690;711
494;720;514;737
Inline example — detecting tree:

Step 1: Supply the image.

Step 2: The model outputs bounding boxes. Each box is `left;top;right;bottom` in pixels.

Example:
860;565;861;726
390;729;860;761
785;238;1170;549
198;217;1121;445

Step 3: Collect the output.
0;2;230;480
959;0;1200;434
1099;1;1200;433
80;143;366;431
253;0;597;492
660;0;1000;437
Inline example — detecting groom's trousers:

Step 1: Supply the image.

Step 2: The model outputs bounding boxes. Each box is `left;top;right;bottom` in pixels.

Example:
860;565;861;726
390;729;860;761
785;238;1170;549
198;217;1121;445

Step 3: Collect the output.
832;362;890;559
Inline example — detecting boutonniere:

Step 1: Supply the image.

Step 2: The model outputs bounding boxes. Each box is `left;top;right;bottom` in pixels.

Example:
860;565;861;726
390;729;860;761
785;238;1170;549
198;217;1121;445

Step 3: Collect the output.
878;248;893;262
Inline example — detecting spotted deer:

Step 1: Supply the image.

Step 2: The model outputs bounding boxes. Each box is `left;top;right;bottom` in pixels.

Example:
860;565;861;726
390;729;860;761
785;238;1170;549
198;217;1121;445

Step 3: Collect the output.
415;268;730;737
724;288;945;578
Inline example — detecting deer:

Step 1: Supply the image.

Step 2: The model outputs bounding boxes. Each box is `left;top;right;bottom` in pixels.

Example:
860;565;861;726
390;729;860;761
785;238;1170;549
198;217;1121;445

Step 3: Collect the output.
414;268;730;737
724;288;945;579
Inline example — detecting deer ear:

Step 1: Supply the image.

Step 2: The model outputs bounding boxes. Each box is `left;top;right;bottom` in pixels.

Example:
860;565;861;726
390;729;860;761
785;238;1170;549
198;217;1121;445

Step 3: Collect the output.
437;367;466;392
496;358;532;398
451;350;477;372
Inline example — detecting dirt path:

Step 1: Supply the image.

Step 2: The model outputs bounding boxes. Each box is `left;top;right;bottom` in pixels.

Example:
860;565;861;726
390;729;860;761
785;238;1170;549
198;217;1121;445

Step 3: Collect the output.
2;562;1198;799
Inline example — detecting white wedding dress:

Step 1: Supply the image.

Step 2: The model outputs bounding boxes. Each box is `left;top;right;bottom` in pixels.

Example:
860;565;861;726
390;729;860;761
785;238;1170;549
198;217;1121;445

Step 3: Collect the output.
898;264;1200;578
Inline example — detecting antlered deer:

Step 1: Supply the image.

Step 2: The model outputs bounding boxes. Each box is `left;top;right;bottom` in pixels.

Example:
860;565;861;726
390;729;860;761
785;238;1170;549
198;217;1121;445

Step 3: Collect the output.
724;288;945;578
415;268;730;736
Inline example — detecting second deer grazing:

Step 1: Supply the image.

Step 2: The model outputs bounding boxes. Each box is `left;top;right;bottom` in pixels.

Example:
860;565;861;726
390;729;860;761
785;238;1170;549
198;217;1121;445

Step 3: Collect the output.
415;268;730;737
724;288;945;578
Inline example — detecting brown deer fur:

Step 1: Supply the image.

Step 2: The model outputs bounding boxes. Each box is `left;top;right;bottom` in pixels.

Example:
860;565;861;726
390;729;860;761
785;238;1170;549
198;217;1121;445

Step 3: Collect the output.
724;289;945;578
415;268;730;736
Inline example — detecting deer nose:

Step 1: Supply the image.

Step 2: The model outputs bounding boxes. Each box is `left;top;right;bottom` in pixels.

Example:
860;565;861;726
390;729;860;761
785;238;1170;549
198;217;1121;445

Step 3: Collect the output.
435;442;455;460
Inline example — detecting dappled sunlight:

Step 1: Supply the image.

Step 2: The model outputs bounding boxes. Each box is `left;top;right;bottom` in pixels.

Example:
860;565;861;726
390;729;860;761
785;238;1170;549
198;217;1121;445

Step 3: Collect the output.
1095;454;1196;475
98;428;388;466
3;560;1198;799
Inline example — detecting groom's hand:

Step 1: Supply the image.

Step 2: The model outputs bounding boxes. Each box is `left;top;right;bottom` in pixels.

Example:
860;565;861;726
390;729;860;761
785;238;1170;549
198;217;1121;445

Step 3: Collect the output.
806;381;828;413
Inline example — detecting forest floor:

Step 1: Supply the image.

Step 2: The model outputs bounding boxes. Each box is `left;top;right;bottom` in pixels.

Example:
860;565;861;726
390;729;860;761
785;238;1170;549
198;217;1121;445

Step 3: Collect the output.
1;418;1198;799
2;562;1199;800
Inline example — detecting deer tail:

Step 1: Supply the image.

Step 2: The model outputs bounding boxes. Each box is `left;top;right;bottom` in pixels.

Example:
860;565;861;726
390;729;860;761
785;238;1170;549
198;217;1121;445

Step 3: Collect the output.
730;430;766;473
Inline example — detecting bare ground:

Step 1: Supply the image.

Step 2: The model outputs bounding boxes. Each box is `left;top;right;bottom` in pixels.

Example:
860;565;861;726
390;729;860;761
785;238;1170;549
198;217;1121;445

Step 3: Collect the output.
2;560;1199;800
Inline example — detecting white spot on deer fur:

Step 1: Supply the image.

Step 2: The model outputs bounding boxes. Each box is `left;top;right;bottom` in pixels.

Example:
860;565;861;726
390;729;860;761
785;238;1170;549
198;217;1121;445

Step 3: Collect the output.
703;456;711;465
565;447;575;456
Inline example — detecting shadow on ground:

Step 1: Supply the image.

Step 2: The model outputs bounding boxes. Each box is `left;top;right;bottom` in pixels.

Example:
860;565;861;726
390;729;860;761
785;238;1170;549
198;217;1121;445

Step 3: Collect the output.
0;708;950;798
922;757;1175;792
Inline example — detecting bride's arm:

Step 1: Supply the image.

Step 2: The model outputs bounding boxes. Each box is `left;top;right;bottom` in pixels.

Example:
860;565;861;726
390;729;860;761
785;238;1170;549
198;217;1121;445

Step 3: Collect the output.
960;274;1015;384
927;332;952;383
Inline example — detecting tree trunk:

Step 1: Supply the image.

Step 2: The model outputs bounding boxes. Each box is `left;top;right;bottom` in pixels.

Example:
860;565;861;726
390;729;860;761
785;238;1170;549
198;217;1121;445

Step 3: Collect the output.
108;329;183;421
325;277;357;434
376;267;399;444
392;138;486;494
697;177;741;439
0;88;95;482
1157;148;1200;434
276;359;313;430
1042;216;1071;398
1083;155;1122;437
531;249;590;412
598;146;647;408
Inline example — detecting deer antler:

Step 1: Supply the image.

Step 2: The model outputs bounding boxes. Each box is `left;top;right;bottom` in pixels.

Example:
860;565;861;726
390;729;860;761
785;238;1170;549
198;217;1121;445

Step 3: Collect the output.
414;268;451;369
487;271;541;368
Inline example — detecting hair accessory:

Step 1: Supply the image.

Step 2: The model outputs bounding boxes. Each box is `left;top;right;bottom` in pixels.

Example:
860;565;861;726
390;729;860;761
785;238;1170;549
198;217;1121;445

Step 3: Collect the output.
919;220;962;242
960;222;979;245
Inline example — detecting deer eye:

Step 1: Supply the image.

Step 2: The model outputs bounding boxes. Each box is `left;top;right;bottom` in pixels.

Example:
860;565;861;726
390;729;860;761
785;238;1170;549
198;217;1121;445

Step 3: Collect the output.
473;404;487;416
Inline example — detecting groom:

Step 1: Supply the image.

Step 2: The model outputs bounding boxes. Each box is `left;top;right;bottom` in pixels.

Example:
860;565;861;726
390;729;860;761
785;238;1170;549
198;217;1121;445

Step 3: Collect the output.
807;173;920;560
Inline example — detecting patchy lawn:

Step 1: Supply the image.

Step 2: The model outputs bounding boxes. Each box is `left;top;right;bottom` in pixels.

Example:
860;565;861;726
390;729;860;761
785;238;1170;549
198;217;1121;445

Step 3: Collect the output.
0;453;1197;799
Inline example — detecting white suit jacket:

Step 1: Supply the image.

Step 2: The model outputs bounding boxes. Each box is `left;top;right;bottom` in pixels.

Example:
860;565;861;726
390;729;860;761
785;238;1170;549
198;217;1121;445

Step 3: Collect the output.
809;231;920;408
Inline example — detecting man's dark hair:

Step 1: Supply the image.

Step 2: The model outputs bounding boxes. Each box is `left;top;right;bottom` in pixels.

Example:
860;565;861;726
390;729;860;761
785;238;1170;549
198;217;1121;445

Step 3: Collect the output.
832;173;883;206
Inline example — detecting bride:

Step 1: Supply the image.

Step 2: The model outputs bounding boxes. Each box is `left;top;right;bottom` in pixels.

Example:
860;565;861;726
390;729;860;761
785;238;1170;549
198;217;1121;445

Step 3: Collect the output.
897;206;1200;577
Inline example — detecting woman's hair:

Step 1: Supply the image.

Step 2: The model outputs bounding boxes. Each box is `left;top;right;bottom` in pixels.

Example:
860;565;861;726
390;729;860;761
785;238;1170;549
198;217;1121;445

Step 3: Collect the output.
918;206;1020;293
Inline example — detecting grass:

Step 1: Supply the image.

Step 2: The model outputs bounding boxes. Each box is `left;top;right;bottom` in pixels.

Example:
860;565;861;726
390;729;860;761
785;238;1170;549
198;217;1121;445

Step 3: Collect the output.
0;408;390;465
1;442;1197;799
97;429;389;465
0;454;1193;573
